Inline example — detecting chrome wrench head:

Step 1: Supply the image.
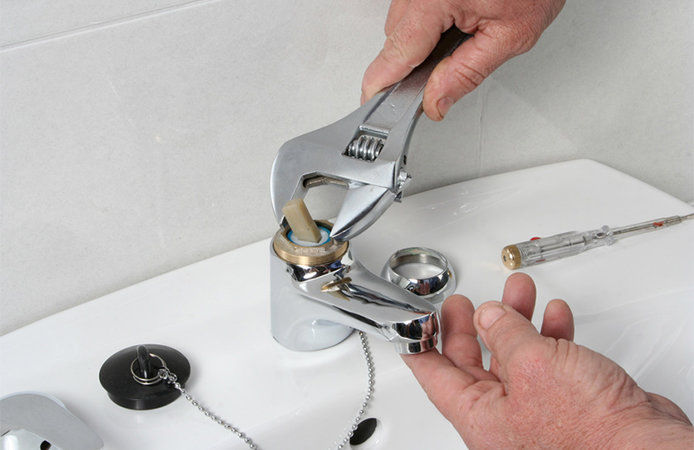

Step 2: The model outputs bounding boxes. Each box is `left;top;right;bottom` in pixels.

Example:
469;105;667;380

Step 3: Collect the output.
270;29;471;241
270;91;412;242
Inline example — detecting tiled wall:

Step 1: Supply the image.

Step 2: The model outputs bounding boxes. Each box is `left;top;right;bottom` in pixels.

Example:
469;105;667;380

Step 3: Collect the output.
1;0;692;334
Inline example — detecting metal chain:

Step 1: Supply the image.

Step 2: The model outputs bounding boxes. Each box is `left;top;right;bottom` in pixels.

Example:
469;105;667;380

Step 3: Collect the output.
158;368;259;449
157;332;375;450
334;331;375;449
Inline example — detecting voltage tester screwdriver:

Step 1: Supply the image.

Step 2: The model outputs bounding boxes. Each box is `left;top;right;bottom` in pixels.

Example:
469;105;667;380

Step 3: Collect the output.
501;213;694;269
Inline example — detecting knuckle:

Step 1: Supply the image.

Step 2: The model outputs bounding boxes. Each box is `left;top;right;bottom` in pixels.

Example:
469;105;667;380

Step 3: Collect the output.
589;356;647;413
409;0;429;15
506;339;552;377
519;339;550;363
489;317;526;345
554;338;578;367
383;32;416;67
499;23;541;55
441;0;459;14
516;34;540;54
456;380;498;418
462;352;484;368
448;61;486;92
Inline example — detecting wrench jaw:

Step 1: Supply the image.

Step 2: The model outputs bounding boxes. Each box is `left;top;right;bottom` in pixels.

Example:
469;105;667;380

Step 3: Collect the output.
329;184;397;242
270;140;309;224
270;92;403;230
271;155;400;242
270;137;404;242
270;126;412;242
328;120;416;241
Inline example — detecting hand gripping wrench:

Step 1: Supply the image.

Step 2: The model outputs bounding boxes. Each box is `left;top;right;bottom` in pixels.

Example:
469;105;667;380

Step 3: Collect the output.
270;29;471;241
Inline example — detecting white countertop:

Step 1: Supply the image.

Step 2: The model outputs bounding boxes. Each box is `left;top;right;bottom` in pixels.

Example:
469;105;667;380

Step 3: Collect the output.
1;160;692;449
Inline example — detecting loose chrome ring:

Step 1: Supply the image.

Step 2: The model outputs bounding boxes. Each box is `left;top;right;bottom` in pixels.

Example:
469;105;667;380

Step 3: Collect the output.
130;353;168;386
382;247;456;304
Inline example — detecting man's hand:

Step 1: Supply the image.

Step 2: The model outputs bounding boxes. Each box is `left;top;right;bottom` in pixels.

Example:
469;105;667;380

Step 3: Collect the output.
362;0;566;120
403;273;693;448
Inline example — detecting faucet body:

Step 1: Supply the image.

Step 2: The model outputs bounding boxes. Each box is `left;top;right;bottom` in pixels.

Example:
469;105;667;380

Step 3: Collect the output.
268;32;472;353
270;222;439;354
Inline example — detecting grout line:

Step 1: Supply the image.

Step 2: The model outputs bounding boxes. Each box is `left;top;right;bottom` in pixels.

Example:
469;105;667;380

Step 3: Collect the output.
0;0;220;52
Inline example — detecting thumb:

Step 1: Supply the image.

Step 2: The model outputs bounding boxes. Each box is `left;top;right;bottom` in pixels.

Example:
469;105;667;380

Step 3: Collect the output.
474;301;541;371
422;27;522;120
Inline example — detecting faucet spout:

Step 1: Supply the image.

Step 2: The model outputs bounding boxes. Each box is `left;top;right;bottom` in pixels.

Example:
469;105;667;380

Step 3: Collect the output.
270;221;439;354
312;259;439;354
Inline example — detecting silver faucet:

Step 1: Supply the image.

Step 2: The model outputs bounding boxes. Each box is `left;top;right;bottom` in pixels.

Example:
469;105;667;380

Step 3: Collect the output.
1;392;103;450
270;221;439;354
269;30;470;354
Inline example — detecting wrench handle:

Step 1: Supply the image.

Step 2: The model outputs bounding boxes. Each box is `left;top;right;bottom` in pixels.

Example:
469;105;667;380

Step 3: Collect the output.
362;28;472;133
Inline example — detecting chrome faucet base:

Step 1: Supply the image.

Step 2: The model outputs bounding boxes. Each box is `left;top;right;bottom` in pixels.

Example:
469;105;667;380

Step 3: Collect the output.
270;221;439;355
270;250;354;351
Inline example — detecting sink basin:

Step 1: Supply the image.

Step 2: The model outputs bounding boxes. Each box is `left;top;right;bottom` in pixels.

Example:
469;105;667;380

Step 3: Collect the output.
1;160;692;449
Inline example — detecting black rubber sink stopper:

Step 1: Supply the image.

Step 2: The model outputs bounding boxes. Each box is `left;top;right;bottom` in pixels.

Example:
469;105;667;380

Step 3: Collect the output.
99;344;190;410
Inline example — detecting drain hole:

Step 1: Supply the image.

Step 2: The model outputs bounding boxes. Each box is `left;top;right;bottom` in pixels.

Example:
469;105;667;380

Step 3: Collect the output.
349;418;378;446
40;441;52;450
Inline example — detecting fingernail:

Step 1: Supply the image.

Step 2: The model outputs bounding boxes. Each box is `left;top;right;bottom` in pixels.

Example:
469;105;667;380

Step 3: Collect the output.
436;97;454;118
479;303;505;329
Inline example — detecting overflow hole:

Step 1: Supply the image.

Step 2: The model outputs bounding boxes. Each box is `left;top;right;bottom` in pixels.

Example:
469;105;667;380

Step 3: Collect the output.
349;418;379;446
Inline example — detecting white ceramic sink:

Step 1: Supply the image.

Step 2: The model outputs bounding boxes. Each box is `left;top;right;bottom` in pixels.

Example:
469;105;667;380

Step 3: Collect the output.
1;160;692;449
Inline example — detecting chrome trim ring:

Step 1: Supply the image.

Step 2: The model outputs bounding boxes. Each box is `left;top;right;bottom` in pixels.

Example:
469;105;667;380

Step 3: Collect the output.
382;247;456;304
